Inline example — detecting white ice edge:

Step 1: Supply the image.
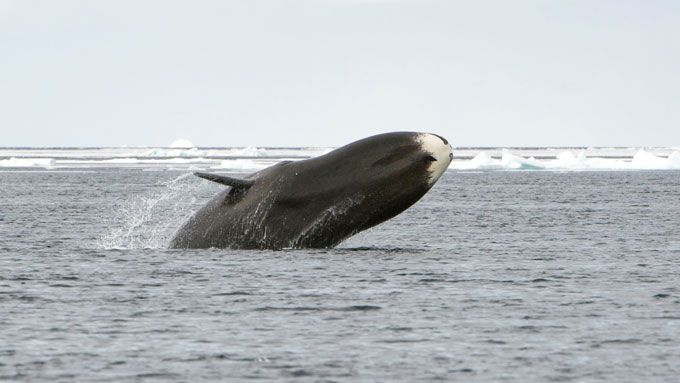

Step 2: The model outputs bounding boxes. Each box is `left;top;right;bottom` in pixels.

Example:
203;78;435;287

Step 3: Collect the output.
2;149;679;171
0;157;56;168
449;149;680;170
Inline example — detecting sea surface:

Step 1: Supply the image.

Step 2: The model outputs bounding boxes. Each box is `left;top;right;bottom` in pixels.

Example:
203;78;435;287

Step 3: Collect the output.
1;147;679;382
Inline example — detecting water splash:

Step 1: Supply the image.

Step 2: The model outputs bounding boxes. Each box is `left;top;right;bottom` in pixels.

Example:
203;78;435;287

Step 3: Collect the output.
98;173;214;249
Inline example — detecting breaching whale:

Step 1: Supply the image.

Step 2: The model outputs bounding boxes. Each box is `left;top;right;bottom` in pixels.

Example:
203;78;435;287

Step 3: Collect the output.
169;132;453;249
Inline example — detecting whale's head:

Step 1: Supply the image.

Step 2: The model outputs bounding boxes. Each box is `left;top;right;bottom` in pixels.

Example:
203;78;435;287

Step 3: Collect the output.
361;131;453;197
326;131;453;187
290;131;453;241
415;133;454;186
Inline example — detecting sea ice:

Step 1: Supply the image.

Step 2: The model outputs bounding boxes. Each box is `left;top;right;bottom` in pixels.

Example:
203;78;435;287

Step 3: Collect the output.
469;152;503;169
667;152;680;168
501;150;545;169
0;157;56;168
215;159;266;171
632;149;665;169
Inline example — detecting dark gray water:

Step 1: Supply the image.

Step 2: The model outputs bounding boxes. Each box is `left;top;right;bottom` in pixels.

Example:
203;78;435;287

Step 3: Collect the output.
1;169;679;382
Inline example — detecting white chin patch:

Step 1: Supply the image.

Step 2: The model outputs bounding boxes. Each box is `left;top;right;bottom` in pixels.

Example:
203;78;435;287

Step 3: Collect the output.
416;133;453;185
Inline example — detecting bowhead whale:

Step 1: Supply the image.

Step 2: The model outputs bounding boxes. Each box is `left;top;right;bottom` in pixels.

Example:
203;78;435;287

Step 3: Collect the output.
169;132;453;249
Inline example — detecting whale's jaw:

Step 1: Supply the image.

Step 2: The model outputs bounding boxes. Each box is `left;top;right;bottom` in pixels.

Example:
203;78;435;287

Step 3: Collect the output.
417;133;453;186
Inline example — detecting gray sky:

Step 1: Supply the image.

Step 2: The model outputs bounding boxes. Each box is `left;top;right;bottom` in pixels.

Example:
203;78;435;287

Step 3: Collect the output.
1;0;679;147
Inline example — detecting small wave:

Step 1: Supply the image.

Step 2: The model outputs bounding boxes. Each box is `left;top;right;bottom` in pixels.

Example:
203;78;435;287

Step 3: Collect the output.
253;305;381;312
333;246;425;253
336;305;381;311
212;291;253;296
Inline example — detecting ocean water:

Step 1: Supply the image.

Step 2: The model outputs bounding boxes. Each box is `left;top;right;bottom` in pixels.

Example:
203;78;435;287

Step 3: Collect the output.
1;148;679;382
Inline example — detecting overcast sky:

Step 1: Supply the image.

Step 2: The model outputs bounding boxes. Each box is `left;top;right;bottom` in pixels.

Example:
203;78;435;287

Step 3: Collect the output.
1;0;679;147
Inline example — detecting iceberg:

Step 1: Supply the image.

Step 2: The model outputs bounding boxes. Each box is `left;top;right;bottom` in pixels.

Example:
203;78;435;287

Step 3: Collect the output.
554;150;588;169
549;151;625;170
667;152;680;168
501;149;545;170
632;149;670;169
470;152;503;169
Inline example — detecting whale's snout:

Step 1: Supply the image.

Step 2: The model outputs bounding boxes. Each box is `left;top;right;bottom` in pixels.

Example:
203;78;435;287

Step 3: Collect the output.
417;133;453;185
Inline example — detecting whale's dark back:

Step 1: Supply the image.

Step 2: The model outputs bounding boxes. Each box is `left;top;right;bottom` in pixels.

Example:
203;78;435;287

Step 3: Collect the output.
169;132;451;249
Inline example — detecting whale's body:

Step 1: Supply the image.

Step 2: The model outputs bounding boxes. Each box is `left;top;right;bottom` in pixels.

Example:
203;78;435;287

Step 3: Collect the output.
169;132;452;249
